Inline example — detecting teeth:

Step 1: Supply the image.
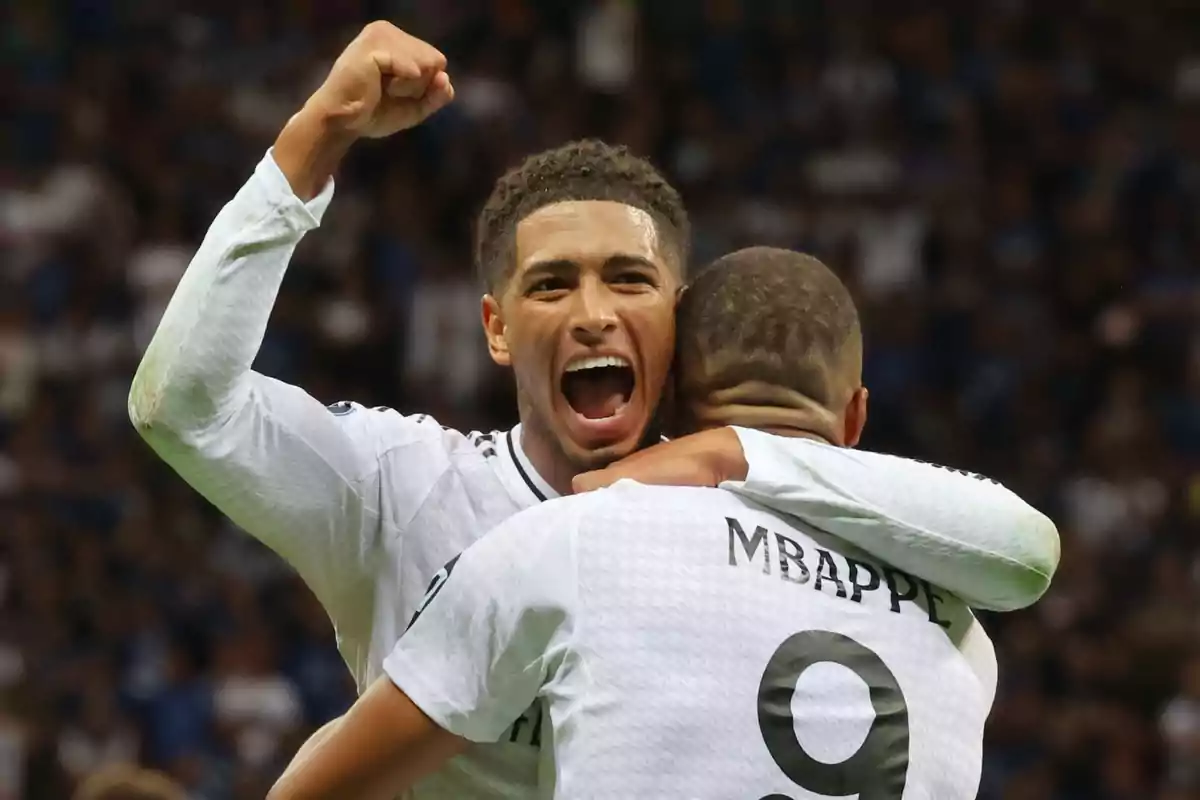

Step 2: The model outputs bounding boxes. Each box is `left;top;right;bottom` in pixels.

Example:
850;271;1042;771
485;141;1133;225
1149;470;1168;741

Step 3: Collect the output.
565;355;631;373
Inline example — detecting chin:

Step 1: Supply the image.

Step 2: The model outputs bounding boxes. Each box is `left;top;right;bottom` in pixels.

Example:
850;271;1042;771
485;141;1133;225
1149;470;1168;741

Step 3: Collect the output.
563;434;644;473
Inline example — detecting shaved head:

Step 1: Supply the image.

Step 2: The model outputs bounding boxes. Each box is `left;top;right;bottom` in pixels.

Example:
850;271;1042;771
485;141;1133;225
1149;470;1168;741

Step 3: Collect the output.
674;247;866;443
677;247;862;406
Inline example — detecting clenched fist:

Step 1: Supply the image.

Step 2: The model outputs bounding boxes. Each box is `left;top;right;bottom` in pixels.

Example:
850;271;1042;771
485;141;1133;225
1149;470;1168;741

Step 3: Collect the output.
275;22;455;199
307;21;455;138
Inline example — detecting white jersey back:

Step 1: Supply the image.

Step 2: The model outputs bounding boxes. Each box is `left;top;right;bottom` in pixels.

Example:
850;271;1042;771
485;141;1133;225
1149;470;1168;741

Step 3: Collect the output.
387;481;996;799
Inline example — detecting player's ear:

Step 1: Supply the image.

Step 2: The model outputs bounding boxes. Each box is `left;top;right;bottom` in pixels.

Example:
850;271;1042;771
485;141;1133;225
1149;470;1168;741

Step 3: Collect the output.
481;294;511;366
843;386;868;448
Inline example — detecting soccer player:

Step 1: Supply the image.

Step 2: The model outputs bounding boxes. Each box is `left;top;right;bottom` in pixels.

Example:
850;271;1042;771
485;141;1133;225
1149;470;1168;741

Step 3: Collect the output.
129;22;1055;799
268;248;1007;799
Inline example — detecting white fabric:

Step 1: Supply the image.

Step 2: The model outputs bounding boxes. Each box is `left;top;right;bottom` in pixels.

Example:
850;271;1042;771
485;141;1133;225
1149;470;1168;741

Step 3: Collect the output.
129;151;1052;799
387;480;996;799
726;428;1059;611
127;152;555;798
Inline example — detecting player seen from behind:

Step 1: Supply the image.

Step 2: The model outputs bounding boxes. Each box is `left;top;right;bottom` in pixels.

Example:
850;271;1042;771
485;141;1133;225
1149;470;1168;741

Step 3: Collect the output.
269;248;1009;799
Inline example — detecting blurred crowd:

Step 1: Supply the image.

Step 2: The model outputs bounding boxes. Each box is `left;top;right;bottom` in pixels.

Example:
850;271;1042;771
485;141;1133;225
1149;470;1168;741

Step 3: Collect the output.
3;0;1200;797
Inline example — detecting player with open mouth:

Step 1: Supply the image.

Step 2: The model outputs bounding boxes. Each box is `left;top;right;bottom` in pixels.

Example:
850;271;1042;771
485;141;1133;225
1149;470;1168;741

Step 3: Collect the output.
560;354;637;442
132;21;1059;800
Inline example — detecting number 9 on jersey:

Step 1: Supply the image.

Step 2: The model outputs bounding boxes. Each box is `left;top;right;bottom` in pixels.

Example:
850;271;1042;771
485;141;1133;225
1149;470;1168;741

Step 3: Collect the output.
757;630;909;800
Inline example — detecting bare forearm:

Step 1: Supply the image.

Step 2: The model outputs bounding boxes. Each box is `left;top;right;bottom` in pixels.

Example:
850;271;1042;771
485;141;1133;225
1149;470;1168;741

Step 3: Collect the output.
274;107;357;201
269;680;466;800
278;718;343;785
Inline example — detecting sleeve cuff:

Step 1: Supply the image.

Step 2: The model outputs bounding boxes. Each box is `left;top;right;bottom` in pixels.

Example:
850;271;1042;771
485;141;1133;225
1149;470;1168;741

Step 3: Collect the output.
725;426;805;490
256;148;336;228
382;647;507;744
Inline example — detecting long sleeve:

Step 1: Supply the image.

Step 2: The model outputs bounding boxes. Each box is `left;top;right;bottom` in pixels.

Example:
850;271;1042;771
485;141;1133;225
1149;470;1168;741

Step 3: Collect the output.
727;428;1059;611
128;152;446;648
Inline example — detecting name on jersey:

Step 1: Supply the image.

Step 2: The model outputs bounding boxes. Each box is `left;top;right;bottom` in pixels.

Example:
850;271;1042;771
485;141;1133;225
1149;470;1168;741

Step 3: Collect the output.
726;516;950;628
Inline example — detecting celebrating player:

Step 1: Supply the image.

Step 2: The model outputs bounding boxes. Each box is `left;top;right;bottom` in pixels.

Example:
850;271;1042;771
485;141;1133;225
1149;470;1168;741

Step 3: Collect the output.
268;248;1006;799
129;22;1056;799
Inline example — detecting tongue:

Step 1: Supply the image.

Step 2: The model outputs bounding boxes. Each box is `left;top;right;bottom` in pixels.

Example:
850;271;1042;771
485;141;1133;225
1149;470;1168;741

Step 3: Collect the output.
568;372;628;420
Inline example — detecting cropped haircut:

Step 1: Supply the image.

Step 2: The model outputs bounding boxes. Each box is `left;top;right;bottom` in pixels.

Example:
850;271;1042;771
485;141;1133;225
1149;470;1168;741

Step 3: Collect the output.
474;139;690;293
675;247;862;408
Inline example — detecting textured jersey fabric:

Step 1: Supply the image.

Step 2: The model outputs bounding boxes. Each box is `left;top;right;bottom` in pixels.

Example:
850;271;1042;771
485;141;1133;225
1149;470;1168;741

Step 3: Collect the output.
726;428;1059;611
388;481;996;799
129;150;1047;799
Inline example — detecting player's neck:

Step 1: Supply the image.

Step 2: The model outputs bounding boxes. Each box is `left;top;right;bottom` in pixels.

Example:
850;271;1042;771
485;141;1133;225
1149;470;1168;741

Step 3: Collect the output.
517;424;580;497
754;426;838;445
689;399;844;447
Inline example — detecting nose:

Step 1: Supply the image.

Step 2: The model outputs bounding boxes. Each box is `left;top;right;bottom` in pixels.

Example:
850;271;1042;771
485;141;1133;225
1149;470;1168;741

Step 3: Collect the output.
570;276;618;344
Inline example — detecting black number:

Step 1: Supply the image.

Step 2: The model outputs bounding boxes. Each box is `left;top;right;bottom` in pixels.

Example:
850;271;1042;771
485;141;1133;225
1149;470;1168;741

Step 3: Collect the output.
757;630;909;800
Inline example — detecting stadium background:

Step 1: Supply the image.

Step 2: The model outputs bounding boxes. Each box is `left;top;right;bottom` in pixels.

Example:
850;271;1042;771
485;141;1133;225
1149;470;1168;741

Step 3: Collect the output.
3;1;1200;797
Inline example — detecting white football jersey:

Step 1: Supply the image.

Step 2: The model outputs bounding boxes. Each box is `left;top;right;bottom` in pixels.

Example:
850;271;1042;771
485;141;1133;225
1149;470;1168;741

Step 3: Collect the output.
387;481;997;799
130;151;1050;799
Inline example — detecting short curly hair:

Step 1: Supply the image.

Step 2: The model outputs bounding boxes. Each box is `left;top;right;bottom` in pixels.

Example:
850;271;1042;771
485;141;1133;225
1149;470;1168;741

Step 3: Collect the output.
474;139;690;293
676;247;862;409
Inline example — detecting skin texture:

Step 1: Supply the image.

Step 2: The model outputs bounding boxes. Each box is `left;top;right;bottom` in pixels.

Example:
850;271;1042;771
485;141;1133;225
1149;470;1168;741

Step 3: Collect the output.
267;680;464;800
482;200;683;495
574;384;868;494
272;20;683;497
678;382;868;448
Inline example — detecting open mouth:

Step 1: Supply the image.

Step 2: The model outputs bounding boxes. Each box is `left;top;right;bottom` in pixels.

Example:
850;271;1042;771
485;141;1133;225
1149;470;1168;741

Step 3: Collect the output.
561;356;636;421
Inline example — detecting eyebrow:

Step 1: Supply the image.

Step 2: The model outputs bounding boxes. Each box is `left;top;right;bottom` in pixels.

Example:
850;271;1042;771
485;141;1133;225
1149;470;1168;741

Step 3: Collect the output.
523;254;661;277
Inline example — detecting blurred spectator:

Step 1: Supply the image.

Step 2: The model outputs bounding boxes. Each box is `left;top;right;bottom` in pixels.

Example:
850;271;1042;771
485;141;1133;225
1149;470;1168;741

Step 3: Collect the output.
72;764;185;800
57;676;140;785
210;628;302;772
1161;655;1200;790
5;2;1200;797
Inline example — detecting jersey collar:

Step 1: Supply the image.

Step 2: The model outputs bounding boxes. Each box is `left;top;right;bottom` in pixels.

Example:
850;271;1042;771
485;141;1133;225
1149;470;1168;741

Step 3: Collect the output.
495;426;668;506
500;425;560;504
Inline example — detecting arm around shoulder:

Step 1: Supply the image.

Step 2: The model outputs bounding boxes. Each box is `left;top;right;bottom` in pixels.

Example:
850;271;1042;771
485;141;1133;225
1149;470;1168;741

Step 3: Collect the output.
726;427;1060;611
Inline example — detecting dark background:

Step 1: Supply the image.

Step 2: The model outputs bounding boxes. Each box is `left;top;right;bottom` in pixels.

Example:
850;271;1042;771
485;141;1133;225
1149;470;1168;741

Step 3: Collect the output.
3;1;1200;797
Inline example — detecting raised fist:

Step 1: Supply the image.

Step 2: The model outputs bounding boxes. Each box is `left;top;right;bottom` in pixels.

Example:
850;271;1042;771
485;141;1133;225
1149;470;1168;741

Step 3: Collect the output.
306;21;454;139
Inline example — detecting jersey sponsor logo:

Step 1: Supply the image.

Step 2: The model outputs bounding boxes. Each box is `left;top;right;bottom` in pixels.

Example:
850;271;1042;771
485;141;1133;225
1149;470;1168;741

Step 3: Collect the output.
726;517;950;628
407;554;461;631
